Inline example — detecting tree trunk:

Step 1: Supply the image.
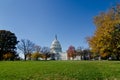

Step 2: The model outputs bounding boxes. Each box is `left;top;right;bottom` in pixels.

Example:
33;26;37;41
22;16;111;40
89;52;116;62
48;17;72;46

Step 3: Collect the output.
115;52;120;60
24;55;27;61
0;48;4;60
36;58;38;61
0;52;2;60
116;55;120;60
45;56;47;60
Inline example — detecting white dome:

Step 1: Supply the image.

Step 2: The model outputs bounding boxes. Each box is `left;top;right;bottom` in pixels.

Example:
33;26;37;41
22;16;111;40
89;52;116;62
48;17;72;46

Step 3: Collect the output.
50;35;62;53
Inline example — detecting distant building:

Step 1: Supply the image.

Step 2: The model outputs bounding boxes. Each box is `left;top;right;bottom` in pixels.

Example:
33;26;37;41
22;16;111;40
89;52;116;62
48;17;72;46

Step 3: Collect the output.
50;35;67;60
50;35;82;60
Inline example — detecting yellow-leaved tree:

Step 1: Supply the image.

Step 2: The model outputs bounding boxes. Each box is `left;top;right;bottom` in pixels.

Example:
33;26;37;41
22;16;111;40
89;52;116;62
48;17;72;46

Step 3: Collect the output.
87;4;120;60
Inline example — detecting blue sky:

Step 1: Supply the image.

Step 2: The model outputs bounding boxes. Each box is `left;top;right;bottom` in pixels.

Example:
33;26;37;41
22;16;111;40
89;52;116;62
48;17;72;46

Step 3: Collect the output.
0;0;118;52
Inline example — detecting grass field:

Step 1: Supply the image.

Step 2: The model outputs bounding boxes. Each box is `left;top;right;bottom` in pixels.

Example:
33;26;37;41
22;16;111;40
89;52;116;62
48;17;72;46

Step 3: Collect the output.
0;61;120;80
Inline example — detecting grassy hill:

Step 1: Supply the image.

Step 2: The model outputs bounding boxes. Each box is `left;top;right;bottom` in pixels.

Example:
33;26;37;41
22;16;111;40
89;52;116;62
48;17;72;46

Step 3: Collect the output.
0;61;120;80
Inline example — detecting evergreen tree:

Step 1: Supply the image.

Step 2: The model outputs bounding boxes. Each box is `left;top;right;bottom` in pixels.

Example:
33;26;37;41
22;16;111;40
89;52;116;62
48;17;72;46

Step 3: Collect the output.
0;30;18;60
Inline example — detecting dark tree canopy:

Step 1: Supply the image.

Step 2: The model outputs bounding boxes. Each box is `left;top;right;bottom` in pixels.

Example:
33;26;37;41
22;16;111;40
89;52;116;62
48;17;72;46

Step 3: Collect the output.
0;30;18;60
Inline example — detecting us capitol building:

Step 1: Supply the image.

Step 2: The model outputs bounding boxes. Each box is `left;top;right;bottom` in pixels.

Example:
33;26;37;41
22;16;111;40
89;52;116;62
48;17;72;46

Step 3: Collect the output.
50;35;67;60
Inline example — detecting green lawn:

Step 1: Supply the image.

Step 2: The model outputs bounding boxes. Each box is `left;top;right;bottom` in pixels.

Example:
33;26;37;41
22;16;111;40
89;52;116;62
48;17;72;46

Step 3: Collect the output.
0;61;120;80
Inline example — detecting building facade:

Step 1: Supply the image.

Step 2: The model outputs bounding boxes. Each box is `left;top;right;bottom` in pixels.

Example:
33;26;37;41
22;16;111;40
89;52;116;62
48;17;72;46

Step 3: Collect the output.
50;35;82;60
50;35;68;60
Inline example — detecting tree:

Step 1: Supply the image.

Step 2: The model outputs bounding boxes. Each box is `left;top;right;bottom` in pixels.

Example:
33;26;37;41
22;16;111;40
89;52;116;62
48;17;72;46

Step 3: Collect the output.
67;45;76;60
0;30;18;60
76;47;83;60
41;47;50;60
27;45;41;60
3;52;18;60
34;45;41;53
31;52;40;60
87;4;120;60
82;49;91;60
31;45;41;60
18;39;35;60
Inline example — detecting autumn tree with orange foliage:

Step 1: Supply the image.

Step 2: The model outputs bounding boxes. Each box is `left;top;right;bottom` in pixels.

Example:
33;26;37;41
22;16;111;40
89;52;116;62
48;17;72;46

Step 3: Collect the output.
87;4;120;60
3;52;18;60
67;45;76;60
